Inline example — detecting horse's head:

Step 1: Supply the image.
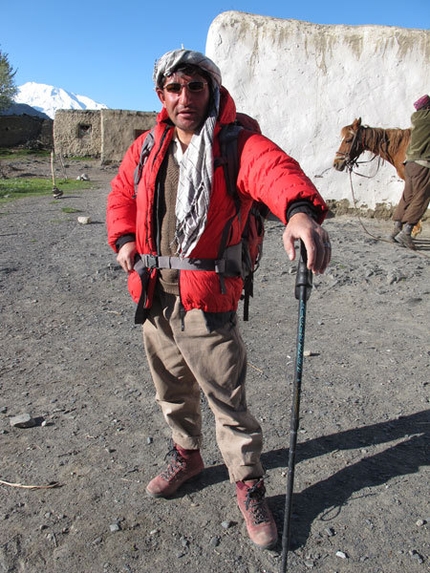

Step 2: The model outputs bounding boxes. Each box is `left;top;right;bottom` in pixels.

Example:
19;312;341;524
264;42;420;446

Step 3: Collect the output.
333;117;364;172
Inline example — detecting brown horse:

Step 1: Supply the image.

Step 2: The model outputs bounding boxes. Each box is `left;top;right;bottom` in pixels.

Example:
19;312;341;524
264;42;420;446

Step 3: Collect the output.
333;117;411;179
333;118;423;237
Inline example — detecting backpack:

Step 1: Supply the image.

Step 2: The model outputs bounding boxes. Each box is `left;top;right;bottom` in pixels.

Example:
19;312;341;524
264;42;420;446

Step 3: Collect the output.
133;113;268;321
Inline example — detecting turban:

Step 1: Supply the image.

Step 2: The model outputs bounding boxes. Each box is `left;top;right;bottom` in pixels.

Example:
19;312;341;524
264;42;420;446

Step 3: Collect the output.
414;94;430;111
153;49;222;89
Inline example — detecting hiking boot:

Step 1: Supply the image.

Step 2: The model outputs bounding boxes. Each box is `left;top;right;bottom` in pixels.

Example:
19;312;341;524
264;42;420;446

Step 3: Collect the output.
146;444;204;498
236;478;278;549
394;224;417;250
388;220;402;242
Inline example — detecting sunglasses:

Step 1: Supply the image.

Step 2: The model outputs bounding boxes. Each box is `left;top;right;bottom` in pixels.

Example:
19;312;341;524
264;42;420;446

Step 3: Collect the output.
163;81;208;94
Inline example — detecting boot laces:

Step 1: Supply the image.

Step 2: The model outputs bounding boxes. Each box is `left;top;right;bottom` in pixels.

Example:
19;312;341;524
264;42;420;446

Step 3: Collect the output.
161;447;186;481
245;479;271;525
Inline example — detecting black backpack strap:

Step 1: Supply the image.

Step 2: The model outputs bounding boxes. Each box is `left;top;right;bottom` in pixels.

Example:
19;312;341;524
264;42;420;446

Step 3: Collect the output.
132;129;156;323
133;258;151;324
219;123;259;320
133;128;155;197
218;124;242;211
214;124;243;295
216;123;243;250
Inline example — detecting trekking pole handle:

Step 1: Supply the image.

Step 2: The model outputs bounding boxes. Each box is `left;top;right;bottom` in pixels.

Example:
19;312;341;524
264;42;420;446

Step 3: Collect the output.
295;240;313;301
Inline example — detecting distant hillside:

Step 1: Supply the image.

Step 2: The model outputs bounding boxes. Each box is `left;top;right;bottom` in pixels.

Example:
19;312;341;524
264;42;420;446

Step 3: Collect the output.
0;102;51;119
14;82;108;119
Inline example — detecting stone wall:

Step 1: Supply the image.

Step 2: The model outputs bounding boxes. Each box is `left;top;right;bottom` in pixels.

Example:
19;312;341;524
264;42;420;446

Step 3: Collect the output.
100;109;157;164
54;110;102;158
53;109;157;163
206;12;430;210
0;115;53;148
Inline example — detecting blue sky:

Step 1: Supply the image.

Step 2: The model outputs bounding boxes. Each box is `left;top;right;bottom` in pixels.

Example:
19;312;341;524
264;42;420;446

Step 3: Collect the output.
1;0;429;112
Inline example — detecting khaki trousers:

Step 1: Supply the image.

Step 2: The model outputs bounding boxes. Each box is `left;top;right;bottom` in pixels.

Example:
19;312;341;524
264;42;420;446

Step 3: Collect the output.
142;289;264;482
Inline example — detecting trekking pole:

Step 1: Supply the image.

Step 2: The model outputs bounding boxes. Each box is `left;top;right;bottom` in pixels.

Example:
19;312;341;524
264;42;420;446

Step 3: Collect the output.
280;240;313;573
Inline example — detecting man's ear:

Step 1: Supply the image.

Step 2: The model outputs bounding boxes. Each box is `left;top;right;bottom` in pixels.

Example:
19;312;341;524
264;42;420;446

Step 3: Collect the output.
156;88;166;107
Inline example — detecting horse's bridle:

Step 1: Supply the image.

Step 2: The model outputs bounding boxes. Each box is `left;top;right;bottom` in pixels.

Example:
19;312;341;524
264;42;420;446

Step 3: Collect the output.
335;125;365;170
337;124;387;180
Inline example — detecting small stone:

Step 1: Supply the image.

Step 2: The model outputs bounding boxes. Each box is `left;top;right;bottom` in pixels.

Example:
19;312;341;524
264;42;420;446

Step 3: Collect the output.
325;527;335;537
109;522;121;533
10;413;36;428
77;216;91;225
0;407;7;414
210;536;220;547
221;520;233;529
415;518;426;527
336;550;348;559
409;550;424;563
146;436;153;444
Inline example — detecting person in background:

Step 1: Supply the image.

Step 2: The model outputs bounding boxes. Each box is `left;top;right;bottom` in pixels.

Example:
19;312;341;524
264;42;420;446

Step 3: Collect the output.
390;94;430;249
106;49;331;550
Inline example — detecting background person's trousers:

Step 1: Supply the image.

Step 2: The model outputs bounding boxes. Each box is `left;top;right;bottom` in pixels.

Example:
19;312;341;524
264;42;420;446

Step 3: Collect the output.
142;289;264;483
393;161;430;224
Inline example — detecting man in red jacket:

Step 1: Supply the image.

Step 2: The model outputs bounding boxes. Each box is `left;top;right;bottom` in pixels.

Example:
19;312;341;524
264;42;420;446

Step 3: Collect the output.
107;49;331;550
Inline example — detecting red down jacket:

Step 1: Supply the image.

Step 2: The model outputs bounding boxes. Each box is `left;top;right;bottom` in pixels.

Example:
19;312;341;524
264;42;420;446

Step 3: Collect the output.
107;87;328;314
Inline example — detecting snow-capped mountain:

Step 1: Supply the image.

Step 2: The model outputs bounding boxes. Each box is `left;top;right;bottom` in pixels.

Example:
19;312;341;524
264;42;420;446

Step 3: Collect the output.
14;82;109;120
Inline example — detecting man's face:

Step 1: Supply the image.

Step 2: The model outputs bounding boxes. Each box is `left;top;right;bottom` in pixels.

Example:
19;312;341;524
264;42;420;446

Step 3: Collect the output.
156;71;211;135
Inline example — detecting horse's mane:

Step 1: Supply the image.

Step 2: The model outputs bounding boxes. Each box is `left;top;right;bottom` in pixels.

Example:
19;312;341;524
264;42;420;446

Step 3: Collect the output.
363;126;411;156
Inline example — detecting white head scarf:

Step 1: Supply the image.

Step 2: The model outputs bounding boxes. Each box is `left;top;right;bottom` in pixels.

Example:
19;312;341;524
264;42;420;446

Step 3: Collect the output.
153;49;222;90
154;49;222;257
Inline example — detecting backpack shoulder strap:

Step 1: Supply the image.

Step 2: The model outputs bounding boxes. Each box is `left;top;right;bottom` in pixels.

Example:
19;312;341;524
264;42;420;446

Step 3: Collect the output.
215;123;243;267
218;120;267;321
133;128;155;197
218;123;242;208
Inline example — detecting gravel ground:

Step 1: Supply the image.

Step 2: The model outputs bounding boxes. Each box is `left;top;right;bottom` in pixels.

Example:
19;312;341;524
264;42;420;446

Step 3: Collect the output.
0;154;429;573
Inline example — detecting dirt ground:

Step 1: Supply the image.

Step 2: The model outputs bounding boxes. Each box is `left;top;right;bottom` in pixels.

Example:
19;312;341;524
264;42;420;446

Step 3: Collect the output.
0;154;429;573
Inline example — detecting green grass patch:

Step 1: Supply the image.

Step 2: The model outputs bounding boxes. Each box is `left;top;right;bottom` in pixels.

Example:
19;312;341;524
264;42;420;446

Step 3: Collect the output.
0;148;50;159
0;178;92;202
61;207;81;214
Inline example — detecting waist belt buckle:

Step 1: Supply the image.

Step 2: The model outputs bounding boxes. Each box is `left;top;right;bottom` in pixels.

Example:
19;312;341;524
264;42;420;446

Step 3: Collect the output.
143;254;158;269
214;259;225;274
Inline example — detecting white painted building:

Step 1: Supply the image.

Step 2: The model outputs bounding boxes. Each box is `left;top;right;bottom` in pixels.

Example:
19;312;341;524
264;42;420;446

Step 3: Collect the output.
206;12;430;211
